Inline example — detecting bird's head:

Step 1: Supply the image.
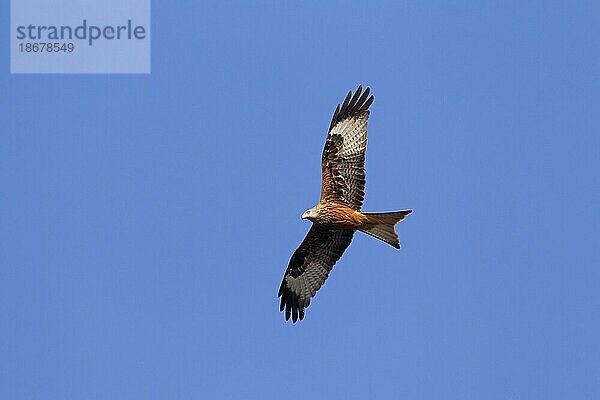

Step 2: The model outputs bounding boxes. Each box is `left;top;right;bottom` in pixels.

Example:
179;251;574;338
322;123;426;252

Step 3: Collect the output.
301;207;319;221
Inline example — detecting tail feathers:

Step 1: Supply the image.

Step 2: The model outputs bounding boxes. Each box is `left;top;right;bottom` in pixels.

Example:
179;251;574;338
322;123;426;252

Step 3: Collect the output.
359;210;412;249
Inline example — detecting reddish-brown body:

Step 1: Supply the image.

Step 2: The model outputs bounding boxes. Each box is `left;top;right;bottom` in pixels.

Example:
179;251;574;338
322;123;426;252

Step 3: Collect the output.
312;202;367;228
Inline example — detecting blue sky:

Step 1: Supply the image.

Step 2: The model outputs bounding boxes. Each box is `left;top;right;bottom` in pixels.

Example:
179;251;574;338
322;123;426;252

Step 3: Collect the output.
1;1;599;398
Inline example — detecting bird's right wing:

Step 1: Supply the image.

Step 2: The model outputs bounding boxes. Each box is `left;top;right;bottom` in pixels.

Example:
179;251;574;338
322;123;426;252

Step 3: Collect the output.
278;226;355;323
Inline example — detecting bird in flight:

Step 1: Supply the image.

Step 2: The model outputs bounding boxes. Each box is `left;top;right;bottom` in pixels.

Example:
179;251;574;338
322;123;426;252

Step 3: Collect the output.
278;85;412;323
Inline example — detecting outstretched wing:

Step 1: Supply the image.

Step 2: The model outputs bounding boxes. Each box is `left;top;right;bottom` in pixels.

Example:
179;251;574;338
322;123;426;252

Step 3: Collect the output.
320;85;374;210
278;226;355;323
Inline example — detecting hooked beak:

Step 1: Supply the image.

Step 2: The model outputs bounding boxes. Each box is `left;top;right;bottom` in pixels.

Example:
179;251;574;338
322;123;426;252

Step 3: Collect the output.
301;211;309;219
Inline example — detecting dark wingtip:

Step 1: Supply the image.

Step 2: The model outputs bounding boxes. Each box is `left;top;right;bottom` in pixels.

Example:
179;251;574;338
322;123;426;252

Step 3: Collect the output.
278;283;306;324
329;85;374;132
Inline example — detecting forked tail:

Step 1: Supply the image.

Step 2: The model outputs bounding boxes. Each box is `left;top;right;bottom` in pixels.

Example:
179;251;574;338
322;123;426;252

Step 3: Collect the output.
359;210;412;249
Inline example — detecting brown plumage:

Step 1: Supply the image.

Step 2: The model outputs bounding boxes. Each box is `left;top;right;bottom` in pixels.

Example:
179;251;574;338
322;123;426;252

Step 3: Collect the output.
278;85;412;323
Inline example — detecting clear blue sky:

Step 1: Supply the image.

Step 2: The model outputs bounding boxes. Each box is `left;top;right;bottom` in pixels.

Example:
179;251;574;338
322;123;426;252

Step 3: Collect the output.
2;1;599;398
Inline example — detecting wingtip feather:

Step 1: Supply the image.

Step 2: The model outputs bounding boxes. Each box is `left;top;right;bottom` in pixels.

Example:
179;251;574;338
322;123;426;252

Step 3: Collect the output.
328;85;374;132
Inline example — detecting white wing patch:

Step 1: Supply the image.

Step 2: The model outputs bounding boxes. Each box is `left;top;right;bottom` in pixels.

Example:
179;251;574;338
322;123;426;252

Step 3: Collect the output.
328;115;368;158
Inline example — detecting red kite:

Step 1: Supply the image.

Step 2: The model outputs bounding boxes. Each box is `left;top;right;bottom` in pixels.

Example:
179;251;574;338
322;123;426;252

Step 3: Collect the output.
278;85;412;323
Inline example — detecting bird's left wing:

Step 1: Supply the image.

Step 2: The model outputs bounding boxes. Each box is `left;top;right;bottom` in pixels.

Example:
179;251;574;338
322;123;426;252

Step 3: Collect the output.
320;85;374;210
278;226;355;323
